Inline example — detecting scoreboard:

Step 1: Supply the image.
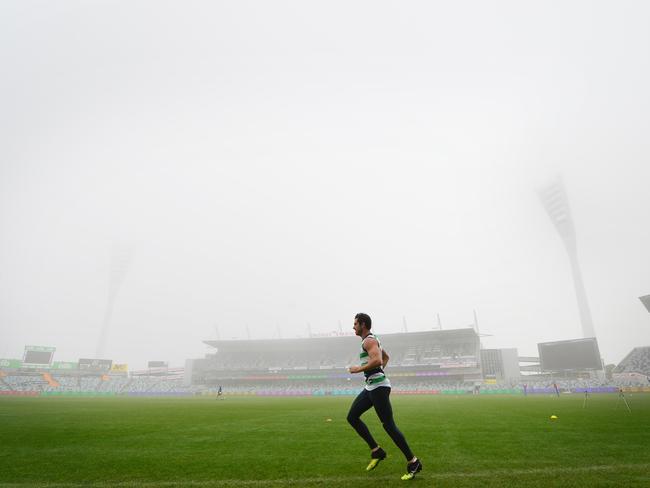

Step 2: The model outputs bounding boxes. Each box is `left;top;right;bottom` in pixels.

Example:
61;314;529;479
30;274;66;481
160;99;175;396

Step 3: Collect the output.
538;338;602;371
148;361;168;368
78;358;113;372
23;346;55;368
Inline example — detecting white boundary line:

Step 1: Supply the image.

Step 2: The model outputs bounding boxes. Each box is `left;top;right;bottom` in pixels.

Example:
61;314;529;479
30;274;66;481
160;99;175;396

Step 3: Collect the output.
1;463;649;487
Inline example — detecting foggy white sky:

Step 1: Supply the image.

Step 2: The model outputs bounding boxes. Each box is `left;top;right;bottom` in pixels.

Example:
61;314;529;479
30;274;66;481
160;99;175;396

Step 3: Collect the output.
2;1;649;370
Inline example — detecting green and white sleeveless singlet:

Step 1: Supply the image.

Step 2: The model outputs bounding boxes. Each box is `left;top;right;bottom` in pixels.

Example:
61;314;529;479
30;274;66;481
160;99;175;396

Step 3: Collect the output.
361;333;391;391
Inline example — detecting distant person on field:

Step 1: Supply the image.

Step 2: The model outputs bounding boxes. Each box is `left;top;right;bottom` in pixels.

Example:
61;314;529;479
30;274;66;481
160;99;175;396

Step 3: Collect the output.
553;382;560;397
346;313;422;481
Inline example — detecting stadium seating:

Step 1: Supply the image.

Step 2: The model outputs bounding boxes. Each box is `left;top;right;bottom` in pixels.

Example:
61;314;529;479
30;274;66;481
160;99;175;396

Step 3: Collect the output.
0;373;196;395
3;374;49;391
2;338;649;397
201;329;481;372
614;347;650;376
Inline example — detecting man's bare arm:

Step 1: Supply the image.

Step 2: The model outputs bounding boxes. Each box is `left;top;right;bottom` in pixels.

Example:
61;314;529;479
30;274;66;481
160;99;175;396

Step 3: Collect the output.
348;338;382;374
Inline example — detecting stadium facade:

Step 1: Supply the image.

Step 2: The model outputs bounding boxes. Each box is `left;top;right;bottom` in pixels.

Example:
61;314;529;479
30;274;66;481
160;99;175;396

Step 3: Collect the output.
480;348;520;383
186;328;483;393
0;352;192;397
2;334;648;397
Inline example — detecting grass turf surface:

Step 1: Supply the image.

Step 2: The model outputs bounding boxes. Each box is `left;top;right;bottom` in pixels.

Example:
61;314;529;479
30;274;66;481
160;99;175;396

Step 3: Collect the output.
0;394;649;487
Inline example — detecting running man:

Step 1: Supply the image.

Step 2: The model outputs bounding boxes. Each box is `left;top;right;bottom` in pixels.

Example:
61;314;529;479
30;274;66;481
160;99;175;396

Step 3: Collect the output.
347;313;422;481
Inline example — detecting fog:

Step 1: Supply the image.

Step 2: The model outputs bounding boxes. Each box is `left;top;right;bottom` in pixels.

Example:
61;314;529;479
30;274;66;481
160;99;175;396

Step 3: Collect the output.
2;1;649;370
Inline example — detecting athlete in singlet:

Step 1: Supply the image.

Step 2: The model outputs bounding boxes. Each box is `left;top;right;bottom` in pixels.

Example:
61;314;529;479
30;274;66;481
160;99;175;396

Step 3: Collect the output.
347;313;423;480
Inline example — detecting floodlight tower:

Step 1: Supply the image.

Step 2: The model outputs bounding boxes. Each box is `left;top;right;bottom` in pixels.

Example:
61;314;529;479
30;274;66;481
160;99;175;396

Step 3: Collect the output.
95;244;133;358
639;295;650;314
538;177;596;339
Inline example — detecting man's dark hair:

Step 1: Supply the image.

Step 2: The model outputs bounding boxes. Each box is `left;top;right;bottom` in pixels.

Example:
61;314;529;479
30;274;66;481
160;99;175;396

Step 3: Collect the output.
355;313;372;330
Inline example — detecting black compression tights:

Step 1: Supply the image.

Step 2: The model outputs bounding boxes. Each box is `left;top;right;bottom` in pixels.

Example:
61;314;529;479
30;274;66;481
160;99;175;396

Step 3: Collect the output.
346;387;414;461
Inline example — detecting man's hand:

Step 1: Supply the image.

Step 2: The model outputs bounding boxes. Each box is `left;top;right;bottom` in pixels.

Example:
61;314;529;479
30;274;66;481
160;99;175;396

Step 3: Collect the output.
348;365;362;374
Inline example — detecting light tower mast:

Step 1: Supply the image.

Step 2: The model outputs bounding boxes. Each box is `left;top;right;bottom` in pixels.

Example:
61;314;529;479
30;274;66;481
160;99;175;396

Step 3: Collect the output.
538;177;596;339
95;244;133;358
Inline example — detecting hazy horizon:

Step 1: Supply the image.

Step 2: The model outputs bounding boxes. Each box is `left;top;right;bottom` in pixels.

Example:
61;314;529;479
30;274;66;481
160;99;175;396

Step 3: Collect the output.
2;1;650;371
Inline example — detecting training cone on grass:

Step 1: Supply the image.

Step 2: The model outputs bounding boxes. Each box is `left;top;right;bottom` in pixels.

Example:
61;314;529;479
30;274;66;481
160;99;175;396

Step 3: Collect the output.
550;415;558;420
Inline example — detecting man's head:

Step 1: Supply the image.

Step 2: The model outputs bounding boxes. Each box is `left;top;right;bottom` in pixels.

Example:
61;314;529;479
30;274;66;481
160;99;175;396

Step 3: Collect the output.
353;313;372;336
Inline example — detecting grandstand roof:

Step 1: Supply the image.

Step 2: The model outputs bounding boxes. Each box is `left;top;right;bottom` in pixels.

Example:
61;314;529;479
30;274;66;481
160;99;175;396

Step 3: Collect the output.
204;328;479;352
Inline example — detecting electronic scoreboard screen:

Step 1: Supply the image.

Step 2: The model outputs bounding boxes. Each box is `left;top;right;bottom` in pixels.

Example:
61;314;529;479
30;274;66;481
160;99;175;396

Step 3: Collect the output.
78;358;113;371
24;350;53;365
148;361;167;368
538;338;602;371
22;346;56;367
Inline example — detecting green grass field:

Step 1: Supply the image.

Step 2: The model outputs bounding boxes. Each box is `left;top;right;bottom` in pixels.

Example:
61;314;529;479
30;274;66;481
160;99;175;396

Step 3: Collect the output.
1;394;649;487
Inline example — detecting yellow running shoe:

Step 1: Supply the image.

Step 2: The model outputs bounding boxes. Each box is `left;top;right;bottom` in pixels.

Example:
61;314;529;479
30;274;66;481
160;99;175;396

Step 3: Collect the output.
366;447;387;471
401;458;422;480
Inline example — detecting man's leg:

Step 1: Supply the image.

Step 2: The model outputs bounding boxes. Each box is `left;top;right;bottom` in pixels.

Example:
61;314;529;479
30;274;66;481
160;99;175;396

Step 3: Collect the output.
370;387;422;479
369;387;414;461
347;389;387;471
347;389;378;449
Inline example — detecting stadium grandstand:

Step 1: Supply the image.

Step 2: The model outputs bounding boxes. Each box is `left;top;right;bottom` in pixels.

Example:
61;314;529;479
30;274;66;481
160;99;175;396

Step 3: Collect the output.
186;330;649;396
613;346;650;377
189;328;484;395
0;355;195;397
2;335;649;398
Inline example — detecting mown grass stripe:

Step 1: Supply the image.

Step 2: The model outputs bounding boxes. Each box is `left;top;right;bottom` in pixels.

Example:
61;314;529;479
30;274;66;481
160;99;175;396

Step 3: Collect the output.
1;463;648;487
